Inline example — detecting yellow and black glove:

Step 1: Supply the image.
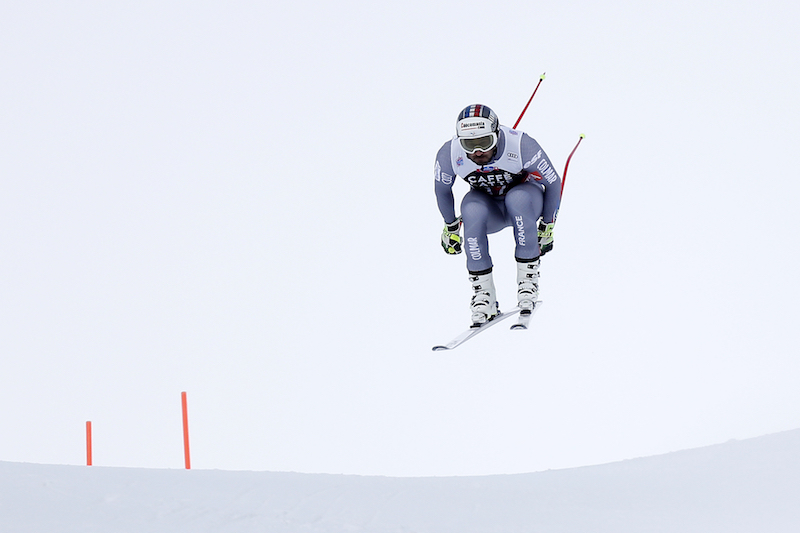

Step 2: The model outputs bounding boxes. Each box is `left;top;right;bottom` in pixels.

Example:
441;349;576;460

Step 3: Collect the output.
538;220;555;256
441;218;462;255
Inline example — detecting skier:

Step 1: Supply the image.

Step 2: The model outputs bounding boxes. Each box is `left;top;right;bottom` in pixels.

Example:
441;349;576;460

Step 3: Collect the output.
434;104;562;327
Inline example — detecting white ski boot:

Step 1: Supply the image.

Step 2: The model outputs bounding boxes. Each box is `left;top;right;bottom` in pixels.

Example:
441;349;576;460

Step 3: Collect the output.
469;271;498;327
516;258;540;312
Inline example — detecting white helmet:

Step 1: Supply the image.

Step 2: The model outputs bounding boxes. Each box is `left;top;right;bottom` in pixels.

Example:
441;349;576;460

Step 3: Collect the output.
456;104;499;153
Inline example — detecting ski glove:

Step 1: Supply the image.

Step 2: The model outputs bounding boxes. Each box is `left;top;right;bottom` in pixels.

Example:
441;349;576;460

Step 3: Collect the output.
441;217;462;255
538;220;555;256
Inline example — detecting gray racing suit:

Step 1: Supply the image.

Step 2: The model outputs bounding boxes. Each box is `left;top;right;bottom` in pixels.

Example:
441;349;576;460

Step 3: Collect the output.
434;125;562;273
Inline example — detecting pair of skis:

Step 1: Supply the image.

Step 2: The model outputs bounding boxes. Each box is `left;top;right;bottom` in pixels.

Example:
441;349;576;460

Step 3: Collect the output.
431;302;542;351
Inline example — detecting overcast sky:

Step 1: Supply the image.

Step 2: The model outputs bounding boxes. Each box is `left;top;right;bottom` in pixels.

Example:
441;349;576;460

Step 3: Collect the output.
2;0;799;476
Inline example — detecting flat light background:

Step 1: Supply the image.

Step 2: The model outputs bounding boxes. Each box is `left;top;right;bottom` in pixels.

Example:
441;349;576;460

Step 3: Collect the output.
1;0;798;476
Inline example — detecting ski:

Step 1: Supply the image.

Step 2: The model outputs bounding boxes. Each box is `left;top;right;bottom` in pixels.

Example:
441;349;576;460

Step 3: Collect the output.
510;301;543;330
432;308;522;351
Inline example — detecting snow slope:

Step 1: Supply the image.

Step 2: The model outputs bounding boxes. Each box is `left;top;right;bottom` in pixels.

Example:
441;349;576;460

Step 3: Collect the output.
2;429;798;533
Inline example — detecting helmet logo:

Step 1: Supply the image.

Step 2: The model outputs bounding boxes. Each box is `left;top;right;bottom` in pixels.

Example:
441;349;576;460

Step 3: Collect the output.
456;104;498;137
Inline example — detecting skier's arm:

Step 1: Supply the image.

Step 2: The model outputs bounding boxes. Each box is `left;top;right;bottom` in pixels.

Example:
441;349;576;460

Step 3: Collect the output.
521;134;562;223
434;141;458;224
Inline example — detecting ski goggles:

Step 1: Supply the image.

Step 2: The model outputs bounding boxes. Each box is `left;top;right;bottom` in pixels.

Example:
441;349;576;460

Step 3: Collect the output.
459;132;498;154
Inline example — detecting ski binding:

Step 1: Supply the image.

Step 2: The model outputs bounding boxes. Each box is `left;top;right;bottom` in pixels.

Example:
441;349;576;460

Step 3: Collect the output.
510;301;543;330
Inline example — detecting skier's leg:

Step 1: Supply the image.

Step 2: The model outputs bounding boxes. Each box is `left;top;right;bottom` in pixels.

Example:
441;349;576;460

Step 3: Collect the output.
503;182;545;261
461;191;507;324
504;183;545;310
460;190;507;274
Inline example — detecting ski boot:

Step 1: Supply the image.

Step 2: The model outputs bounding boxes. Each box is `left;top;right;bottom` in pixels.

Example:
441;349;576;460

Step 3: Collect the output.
516;258;540;313
469;271;498;327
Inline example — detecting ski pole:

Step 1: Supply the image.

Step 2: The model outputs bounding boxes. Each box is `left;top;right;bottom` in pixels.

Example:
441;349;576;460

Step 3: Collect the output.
561;134;585;196
513;72;546;129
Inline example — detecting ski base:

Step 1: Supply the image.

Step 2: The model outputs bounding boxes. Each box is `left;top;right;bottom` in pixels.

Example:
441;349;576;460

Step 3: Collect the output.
432;308;522;351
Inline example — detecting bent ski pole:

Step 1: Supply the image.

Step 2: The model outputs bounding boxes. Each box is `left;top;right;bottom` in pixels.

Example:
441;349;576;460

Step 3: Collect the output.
513;72;546;129
561;134;585;196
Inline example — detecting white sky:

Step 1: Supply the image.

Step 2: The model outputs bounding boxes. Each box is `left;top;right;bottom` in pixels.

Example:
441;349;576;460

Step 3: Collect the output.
1;0;799;476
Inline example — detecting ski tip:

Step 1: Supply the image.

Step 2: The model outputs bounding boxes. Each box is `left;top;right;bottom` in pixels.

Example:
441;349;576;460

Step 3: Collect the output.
510;324;527;331
432;345;449;352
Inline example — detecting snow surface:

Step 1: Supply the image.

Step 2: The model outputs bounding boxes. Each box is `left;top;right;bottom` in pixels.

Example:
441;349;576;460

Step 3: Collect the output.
3;429;799;532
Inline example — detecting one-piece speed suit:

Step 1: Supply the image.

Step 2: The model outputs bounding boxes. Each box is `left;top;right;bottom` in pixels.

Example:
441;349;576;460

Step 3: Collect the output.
434;125;562;274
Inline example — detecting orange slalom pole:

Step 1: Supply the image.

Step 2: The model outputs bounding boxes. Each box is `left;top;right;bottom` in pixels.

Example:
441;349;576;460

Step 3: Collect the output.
181;392;191;469
86;421;93;466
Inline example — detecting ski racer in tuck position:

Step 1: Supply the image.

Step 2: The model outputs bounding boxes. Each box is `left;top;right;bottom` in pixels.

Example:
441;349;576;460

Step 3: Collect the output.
434;104;562;327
